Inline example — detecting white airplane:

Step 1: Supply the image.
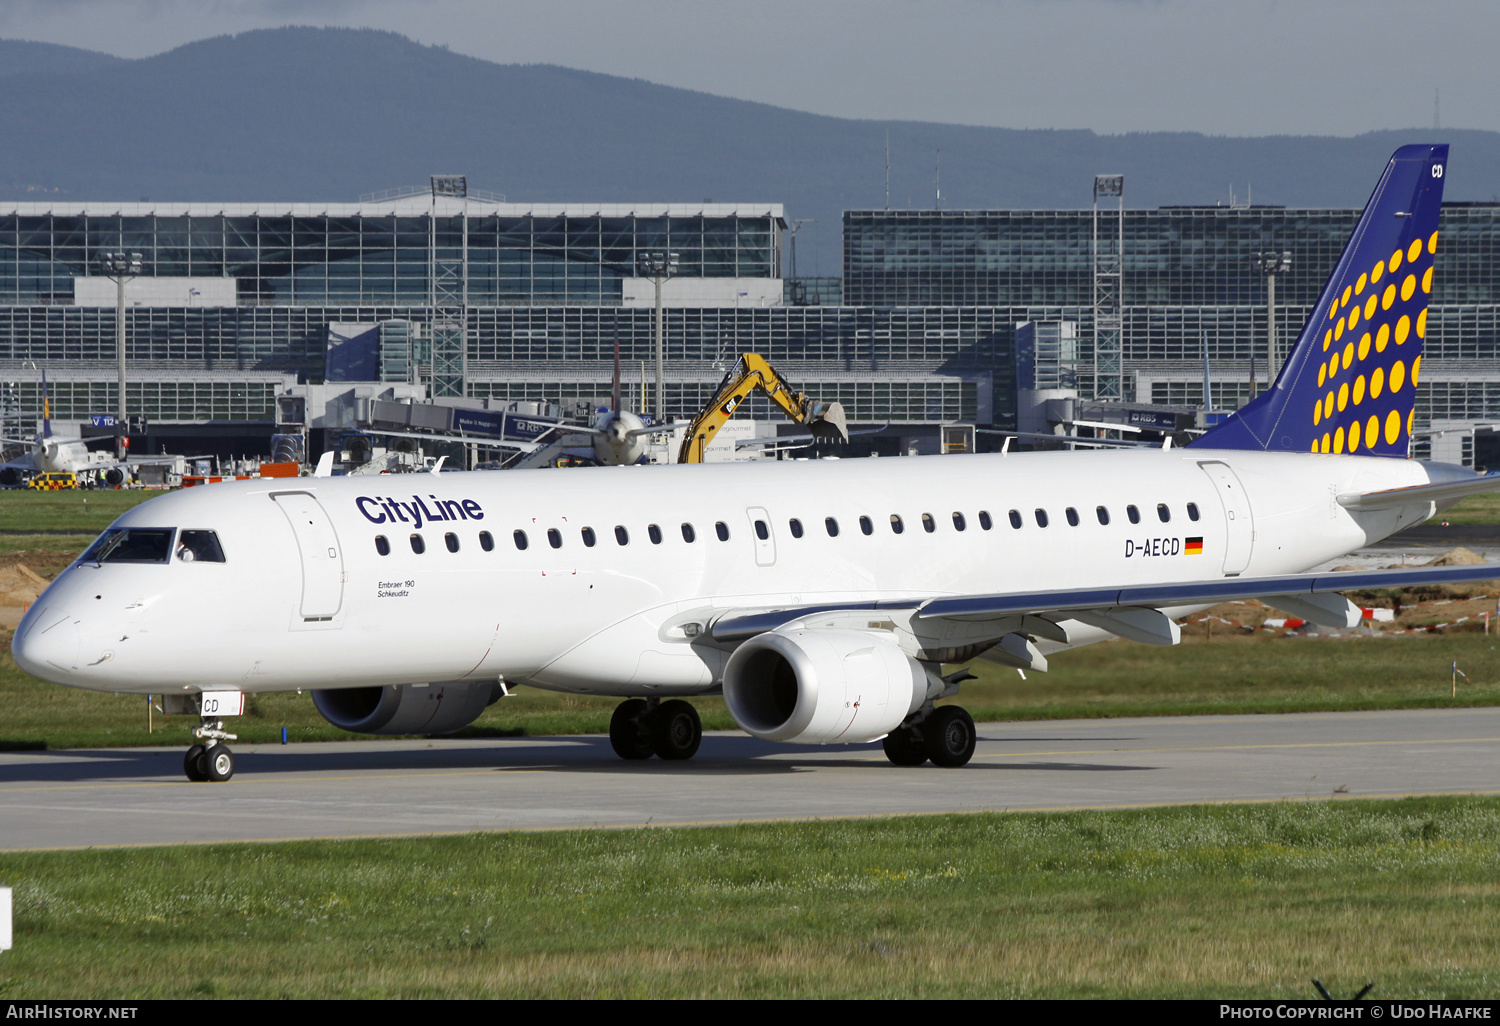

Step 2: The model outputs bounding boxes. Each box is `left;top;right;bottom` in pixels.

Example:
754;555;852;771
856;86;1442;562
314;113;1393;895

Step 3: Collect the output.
0;375;179;487
570;336;666;466
16;144;1500;784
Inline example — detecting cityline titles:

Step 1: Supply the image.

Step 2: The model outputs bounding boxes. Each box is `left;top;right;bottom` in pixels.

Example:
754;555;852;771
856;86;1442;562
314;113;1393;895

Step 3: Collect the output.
355;495;484;530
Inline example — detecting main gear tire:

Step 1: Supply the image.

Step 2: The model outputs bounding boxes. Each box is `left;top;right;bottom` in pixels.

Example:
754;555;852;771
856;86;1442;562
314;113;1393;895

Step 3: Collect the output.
609;699;656;760
924;706;977;768
652;700;702;761
882;725;928;766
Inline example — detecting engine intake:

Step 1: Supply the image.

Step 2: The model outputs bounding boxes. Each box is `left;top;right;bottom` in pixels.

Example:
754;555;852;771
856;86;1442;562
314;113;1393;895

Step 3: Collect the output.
312;681;501;736
722;627;925;744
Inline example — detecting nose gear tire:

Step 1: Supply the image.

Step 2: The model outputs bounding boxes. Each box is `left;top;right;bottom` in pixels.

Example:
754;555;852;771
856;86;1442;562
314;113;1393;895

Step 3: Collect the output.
184;743;208;782
201;744;235;782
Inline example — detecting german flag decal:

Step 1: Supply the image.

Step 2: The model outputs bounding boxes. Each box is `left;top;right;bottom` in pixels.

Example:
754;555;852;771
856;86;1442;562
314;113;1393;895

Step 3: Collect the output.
1185;537;1204;555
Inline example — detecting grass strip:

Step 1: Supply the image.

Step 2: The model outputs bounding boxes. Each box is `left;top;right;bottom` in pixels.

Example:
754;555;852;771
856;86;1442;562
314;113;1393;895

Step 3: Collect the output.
0;797;1497;998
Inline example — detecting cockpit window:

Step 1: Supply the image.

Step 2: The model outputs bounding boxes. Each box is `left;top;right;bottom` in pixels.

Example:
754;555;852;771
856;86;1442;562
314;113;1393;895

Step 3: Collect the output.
80;528;174;564
176;530;226;563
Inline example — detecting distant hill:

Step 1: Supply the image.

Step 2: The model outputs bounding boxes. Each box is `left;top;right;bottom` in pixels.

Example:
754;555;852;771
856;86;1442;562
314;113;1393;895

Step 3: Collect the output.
0;39;125;79
2;26;1498;269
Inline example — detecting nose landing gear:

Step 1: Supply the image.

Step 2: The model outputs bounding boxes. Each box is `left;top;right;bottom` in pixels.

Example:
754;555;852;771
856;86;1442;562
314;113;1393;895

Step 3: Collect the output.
183;717;238;782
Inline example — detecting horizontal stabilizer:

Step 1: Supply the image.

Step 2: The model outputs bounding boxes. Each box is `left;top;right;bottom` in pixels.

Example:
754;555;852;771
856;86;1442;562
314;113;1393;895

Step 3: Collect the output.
1338;473;1500;511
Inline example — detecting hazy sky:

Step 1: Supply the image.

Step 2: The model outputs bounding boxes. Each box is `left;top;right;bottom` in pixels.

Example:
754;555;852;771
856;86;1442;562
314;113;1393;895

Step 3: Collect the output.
1;0;1495;136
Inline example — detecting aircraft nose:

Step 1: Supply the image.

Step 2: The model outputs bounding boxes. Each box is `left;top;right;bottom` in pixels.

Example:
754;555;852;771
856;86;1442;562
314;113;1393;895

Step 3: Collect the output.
13;607;83;680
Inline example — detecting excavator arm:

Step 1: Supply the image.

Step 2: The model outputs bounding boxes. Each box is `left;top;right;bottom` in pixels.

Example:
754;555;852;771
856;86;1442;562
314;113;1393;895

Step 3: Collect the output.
677;353;849;463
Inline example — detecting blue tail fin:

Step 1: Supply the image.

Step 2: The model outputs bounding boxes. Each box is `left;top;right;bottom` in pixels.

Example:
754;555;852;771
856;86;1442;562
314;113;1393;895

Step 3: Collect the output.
1194;144;1447;456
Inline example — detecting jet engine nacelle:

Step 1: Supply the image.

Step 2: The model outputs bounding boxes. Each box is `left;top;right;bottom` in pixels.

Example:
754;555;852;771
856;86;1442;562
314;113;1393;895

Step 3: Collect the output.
722;627;926;744
312;681;502;736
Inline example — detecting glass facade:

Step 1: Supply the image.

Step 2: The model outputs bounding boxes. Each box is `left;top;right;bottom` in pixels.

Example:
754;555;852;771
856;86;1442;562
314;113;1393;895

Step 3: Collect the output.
845;204;1500;309
0;205;782;307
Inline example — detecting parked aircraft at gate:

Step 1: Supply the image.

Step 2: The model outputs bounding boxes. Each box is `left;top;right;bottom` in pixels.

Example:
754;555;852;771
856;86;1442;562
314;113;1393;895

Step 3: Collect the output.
15;145;1500;782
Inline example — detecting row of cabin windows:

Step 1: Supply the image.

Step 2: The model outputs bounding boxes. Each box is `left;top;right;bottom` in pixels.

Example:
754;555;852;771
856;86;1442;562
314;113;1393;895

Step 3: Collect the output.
370;502;1202;556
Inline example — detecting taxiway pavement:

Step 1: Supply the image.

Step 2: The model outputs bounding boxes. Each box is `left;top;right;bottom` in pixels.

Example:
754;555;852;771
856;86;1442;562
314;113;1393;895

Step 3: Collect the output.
2;707;1498;850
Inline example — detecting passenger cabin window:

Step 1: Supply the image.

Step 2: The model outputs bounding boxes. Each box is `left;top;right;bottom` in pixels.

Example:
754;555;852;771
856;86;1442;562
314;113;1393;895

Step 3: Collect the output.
374;535;390;556
648;524;663;545
754;520;769;541
1157;503;1171;523
825;517;839;537
789;518;804;538
978;510;993;531
1008;510;1023;529
952;512;966;532
514;530;529;550
921;513;935;533
549;528;564;548
890;514;904;535
859;516;873;535
445;532;460;553
80;528;174;565
680;523;695;543
1126;505;1141;525
581;528;596;548
1034;509;1049;528
1187;502;1201;522
615;526;629;545
1096;506;1110;526
1065;507;1079;527
410;534;426;554
715;522;730;541
479;531;494;552
176;530;226;563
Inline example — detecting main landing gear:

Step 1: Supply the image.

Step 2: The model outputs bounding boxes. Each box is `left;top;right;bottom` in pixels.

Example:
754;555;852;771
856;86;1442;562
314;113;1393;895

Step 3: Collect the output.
183;716;238;782
609;697;702;762
882;705;977;768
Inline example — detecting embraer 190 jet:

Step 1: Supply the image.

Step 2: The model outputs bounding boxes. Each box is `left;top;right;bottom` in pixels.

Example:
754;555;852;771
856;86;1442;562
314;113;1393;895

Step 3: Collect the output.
15;145;1500;783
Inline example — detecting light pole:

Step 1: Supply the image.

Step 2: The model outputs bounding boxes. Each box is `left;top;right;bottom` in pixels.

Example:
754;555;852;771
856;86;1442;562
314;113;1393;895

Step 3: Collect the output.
786;219;815;304
100;251;142;456
636;251;678;420
1254;250;1292;392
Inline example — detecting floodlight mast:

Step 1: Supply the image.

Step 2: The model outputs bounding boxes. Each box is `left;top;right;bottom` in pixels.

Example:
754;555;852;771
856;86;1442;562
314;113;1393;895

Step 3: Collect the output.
99;251;143;456
1255;250;1293;386
637;252;679;420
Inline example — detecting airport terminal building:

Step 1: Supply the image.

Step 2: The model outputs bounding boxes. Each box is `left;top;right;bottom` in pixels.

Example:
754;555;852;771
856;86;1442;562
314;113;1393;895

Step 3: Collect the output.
1;181;1498;464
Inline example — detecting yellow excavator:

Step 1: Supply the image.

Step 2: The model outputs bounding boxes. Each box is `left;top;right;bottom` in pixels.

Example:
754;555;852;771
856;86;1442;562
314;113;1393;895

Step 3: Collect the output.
678;353;849;463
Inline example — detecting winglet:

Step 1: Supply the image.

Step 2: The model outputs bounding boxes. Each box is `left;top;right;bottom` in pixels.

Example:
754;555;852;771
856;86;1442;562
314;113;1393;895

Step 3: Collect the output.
313;451;335;477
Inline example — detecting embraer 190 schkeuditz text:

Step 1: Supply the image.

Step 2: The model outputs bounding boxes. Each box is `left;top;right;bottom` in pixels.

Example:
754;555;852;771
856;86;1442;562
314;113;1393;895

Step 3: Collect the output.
16;145;1500;782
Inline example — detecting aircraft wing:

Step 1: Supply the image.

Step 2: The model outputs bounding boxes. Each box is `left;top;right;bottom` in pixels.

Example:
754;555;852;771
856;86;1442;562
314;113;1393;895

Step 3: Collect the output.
709;562;1500;648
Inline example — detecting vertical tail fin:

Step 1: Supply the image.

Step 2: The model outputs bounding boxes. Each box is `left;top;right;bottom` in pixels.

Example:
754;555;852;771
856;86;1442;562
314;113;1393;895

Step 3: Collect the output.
611;320;622;415
40;369;50;440
1194;144;1447;456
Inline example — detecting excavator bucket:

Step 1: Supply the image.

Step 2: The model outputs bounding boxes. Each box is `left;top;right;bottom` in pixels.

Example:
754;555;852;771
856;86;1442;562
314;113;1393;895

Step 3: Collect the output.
802;400;849;444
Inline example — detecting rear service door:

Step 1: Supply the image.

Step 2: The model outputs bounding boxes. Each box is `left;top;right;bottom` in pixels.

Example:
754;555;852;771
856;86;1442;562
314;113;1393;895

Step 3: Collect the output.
273;492;345;618
1197;461;1254;576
